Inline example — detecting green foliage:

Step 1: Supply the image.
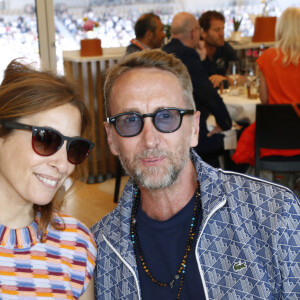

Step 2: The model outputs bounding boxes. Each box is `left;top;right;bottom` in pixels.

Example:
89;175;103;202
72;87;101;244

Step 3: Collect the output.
233;17;243;31
163;24;171;39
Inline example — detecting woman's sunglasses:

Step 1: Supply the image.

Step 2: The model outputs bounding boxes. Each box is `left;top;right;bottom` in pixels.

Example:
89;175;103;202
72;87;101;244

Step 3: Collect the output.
1;120;94;165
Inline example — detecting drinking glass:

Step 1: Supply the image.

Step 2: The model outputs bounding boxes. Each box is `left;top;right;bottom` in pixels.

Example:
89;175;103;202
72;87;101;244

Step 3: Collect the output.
228;61;240;95
245;62;258;98
245;62;257;84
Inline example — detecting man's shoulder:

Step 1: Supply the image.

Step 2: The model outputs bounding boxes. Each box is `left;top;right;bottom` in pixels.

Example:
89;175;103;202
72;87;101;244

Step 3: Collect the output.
126;43;142;55
163;39;196;55
223;41;235;50
193;153;299;207
216;169;299;205
90;180;135;241
90;209;116;241
216;42;237;58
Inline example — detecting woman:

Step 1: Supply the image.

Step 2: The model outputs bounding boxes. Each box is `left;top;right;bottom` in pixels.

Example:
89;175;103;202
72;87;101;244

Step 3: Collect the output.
232;7;300;191
257;7;300;105
0;60;96;299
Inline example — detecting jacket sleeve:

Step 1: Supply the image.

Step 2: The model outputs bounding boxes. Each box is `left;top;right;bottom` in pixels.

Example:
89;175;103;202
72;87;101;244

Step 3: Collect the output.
277;191;300;298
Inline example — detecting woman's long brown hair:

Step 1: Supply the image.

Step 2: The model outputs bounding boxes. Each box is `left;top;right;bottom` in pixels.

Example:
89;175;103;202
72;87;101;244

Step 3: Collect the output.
0;60;92;239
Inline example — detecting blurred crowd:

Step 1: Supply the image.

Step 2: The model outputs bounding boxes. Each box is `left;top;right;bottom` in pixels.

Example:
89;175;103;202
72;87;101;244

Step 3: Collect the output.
0;1;283;77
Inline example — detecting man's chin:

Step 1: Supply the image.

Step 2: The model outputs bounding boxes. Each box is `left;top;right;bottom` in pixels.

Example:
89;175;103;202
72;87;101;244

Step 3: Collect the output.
134;166;177;190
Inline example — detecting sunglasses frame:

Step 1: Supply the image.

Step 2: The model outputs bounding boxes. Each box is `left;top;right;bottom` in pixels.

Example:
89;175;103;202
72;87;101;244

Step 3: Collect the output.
107;107;195;137
1;120;95;164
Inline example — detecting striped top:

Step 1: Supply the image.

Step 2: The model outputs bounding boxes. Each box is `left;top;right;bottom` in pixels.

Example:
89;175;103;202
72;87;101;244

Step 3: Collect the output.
0;213;96;299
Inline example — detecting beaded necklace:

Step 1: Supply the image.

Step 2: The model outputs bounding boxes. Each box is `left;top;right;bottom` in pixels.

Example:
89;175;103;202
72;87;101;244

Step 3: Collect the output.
130;179;201;299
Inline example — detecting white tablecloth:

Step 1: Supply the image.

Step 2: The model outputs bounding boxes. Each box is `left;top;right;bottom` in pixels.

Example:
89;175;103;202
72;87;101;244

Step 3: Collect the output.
206;92;260;150
222;93;260;124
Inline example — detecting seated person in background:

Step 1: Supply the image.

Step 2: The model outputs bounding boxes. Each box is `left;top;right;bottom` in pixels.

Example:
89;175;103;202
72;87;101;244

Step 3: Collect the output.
125;12;166;55
199;10;239;88
162;12;232;167
232;7;300;189
257;7;300;105
0;60;96;299
91;49;300;299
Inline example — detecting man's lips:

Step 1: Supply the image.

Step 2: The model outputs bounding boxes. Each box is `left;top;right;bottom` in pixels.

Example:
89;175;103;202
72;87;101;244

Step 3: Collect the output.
141;157;165;166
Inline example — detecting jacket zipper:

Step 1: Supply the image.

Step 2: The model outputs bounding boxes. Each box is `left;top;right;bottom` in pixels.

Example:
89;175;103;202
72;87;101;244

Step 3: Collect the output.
195;197;227;300
103;234;142;300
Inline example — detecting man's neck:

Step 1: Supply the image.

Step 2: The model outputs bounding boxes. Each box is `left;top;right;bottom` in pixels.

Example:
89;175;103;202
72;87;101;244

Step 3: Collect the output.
205;43;217;61
139;159;198;221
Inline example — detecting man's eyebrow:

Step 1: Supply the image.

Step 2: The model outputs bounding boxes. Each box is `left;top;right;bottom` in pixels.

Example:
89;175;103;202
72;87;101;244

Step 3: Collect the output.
117;106;169;114
117;108;141;114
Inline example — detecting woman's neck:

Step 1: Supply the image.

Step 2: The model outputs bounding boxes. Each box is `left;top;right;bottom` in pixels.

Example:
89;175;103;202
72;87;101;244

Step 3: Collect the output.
0;196;34;229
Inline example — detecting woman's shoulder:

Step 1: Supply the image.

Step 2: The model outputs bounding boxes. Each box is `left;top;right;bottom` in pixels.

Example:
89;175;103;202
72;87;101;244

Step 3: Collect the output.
257;47;279;69
53;212;89;231
50;212;96;249
258;47;277;60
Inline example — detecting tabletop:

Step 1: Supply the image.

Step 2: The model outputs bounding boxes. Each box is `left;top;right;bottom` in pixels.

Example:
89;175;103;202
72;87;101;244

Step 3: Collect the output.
221;90;261;124
207;90;261;150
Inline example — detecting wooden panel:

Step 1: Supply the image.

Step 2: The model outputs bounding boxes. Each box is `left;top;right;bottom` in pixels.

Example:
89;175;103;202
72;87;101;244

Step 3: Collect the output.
63;57;119;182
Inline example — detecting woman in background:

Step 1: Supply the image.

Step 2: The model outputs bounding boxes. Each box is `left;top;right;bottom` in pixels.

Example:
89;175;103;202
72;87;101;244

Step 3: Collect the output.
232;7;300;192
258;6;300;104
0;60;96;299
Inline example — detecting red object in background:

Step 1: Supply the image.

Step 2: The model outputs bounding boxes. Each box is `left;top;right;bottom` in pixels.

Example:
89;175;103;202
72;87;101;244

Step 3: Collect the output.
80;38;102;57
252;17;277;42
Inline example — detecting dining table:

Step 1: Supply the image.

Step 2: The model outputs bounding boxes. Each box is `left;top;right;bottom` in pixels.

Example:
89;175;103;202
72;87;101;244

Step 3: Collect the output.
221;89;261;124
207;89;260;150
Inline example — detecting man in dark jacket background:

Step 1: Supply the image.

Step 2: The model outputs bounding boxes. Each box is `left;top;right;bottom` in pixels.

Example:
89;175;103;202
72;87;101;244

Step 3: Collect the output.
199;10;239;89
163;12;232;167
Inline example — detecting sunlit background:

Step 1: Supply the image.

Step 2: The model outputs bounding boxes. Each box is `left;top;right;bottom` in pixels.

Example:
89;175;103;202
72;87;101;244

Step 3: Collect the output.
0;0;299;79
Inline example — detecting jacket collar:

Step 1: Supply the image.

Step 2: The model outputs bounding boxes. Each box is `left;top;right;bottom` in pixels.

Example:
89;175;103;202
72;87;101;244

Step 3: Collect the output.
101;150;227;253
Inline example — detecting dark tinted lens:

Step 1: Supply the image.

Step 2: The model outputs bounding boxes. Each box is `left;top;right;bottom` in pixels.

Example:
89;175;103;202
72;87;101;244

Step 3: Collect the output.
33;129;62;156
67;139;91;164
116;113;142;136
155;109;181;132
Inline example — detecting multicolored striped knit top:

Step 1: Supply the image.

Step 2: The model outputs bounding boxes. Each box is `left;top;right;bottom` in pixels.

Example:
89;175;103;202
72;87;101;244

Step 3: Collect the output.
0;213;96;299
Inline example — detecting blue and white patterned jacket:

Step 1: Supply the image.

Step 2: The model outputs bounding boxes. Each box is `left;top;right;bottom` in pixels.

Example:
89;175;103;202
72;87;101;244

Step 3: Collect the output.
91;150;300;299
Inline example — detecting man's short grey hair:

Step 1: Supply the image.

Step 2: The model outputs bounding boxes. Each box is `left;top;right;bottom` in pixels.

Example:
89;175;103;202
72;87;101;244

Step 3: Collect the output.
103;49;196;117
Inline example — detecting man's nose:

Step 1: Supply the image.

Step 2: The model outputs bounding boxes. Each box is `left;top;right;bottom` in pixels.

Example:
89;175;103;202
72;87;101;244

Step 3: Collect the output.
140;118;160;149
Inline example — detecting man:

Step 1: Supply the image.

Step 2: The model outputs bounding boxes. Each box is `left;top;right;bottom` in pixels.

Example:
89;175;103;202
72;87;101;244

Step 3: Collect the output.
91;49;300;299
162;12;231;167
125;12;166;55
199;10;238;88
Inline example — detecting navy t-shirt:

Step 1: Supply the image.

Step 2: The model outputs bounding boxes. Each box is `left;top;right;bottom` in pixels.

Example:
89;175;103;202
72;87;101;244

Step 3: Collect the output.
135;191;205;299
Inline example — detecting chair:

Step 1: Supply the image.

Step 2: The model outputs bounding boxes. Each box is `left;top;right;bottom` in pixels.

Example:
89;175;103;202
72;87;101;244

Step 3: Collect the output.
255;104;300;177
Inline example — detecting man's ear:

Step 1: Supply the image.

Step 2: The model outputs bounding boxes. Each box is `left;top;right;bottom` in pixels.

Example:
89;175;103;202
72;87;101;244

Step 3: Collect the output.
145;29;154;41
104;122;119;156
190;111;200;148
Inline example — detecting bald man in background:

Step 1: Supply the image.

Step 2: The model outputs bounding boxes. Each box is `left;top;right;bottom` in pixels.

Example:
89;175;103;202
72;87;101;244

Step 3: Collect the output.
162;12;231;167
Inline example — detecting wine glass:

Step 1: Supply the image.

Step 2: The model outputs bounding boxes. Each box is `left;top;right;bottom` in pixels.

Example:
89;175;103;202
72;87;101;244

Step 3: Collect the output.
245;62;257;84
245;62;258;98
227;61;240;95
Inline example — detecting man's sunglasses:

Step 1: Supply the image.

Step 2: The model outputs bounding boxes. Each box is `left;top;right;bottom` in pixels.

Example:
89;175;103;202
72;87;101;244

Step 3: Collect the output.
1;120;95;165
107;107;195;138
